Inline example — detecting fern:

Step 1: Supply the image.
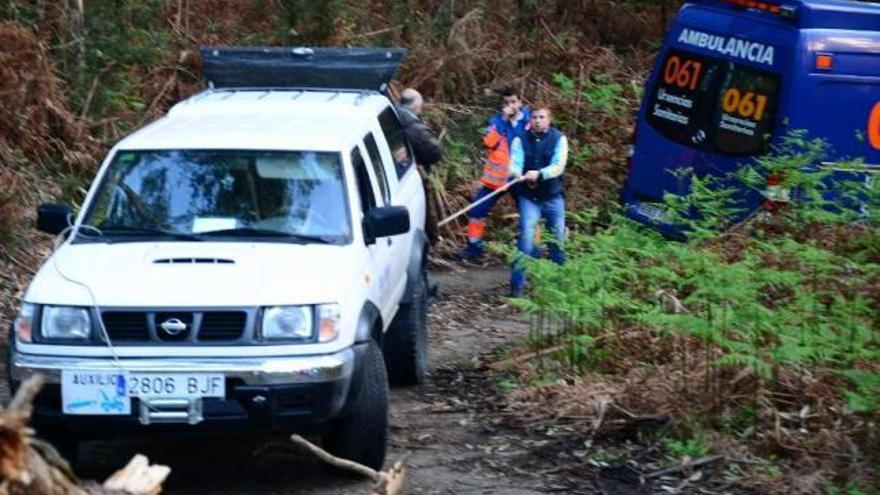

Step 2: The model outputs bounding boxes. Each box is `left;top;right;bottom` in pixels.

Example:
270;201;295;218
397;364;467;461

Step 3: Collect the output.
513;131;879;414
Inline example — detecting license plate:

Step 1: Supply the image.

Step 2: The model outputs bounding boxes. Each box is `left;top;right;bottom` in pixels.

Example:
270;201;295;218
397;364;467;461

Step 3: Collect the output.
128;373;225;399
61;371;225;416
62;370;131;415
633;202;666;222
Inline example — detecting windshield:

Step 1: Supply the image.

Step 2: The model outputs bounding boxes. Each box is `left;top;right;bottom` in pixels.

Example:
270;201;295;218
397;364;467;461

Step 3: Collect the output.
646;48;781;156
81;149;351;243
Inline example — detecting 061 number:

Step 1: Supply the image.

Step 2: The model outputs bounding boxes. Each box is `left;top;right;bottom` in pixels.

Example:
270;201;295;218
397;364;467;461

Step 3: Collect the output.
722;88;768;121
663;55;703;91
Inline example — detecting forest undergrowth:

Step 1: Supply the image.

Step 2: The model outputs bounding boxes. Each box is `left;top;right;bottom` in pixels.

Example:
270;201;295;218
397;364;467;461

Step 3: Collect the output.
495;133;880;492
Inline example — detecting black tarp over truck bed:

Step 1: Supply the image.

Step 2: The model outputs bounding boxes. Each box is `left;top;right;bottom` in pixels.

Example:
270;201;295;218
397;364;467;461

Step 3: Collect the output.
200;47;406;93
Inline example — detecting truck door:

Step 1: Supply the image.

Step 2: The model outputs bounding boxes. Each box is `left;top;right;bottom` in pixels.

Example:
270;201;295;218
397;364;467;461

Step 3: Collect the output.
363;132;408;306
350;145;398;325
376;106;426;235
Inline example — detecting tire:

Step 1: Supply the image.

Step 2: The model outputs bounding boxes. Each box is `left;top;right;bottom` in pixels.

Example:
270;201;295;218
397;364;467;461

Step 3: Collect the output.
383;270;428;386
323;340;389;471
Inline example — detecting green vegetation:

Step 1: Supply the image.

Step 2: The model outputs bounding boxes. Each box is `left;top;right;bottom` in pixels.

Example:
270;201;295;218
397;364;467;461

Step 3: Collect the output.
501;134;879;488
664;434;710;459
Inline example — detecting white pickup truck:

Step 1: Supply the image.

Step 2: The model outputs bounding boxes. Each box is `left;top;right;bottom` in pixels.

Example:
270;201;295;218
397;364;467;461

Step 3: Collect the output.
7;47;429;470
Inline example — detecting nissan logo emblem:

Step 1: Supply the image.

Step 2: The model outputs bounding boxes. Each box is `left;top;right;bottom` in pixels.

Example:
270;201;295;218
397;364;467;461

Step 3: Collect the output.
159;318;188;336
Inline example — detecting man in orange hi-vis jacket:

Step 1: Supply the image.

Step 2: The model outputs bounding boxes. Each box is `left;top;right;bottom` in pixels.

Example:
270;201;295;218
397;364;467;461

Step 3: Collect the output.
455;88;531;260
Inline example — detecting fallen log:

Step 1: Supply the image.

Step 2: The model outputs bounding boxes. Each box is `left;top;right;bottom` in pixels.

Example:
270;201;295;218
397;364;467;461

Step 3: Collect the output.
0;374;86;495
290;435;406;495
0;375;170;495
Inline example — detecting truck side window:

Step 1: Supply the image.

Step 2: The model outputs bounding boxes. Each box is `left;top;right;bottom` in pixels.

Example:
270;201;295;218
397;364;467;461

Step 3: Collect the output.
378;107;412;179
351;147;376;215
364;133;391;205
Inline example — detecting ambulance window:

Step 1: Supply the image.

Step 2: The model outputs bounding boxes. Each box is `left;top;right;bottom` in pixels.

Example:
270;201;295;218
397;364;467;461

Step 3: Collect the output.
646;49;780;156
647;49;724;151
713;65;780;155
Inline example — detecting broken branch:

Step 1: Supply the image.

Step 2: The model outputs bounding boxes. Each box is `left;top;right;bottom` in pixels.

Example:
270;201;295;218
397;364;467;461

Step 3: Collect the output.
290;435;407;495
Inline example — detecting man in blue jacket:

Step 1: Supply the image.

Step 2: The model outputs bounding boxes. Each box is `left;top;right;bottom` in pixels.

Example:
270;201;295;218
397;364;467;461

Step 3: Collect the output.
455;88;531;261
508;106;568;297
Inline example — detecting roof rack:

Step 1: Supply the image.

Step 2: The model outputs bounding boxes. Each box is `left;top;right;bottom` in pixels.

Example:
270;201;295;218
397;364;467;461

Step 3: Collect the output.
188;87;379;106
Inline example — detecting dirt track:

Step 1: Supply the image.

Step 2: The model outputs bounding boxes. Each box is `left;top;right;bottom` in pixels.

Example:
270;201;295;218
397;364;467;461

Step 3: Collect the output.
17;266;562;494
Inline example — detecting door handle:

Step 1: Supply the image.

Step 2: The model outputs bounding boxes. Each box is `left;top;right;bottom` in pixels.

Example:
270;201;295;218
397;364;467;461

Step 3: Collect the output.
386;238;392;246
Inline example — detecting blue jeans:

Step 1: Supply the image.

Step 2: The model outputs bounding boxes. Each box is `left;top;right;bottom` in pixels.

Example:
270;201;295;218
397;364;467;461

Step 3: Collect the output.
510;194;565;293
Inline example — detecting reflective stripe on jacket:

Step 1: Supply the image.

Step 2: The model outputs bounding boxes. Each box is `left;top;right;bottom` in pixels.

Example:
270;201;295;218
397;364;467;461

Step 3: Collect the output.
481;125;510;189
480;109;531;190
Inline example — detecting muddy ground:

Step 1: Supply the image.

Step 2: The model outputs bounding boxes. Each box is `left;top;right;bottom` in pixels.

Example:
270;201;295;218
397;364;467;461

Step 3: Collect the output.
6;265;586;494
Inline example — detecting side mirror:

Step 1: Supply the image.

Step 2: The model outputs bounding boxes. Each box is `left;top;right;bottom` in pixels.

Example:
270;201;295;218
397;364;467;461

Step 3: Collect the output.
37;203;72;235
364;206;410;244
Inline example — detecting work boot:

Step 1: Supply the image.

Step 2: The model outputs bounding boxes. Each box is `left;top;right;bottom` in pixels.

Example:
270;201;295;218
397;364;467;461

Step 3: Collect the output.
454;241;484;261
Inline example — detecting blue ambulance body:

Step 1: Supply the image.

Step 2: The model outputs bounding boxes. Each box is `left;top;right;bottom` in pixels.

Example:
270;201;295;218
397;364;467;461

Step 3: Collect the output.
621;0;880;233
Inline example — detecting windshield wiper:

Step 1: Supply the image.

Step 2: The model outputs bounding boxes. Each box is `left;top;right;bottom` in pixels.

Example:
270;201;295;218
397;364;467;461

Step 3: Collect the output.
196;228;333;244
98;226;204;242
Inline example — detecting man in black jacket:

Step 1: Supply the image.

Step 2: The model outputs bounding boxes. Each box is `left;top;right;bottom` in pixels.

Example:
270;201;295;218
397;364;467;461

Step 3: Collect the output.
397;88;444;172
397;88;444;244
509;106;568;297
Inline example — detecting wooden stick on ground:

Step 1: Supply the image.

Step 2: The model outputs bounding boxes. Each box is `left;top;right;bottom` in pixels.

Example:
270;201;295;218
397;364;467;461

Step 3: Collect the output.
371;460;405;495
486;344;566;370
290;435;406;495
643;455;724;480
584;399;609;448
102;454;171;495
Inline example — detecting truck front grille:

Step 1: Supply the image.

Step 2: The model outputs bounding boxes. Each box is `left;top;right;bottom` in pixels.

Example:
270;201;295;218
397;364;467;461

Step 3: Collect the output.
199;311;247;341
98;309;251;345
101;311;150;341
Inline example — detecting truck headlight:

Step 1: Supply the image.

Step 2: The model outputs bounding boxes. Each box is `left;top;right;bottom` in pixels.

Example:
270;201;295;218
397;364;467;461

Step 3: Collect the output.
13;303;36;343
41;306;91;341
261;306;313;341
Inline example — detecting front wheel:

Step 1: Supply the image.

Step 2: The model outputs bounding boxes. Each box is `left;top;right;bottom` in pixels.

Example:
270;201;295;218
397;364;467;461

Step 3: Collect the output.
323;340;389;471
383;270;428;386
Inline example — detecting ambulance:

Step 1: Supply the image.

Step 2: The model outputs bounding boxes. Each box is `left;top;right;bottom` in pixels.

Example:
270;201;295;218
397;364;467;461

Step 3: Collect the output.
622;0;880;231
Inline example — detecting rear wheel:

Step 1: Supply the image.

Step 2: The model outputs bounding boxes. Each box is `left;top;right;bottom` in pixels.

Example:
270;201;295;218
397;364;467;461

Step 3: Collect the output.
323;340;388;471
383;270;428;386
